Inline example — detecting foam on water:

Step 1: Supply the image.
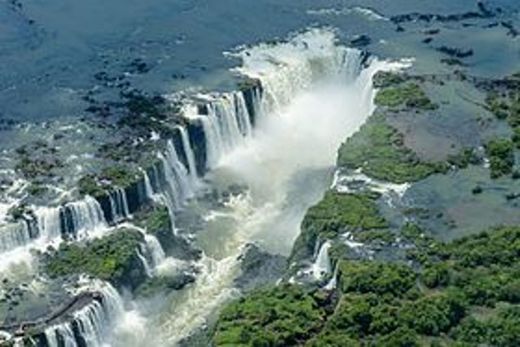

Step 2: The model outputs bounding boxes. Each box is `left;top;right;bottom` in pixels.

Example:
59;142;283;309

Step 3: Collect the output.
154;28;409;345
44;280;125;347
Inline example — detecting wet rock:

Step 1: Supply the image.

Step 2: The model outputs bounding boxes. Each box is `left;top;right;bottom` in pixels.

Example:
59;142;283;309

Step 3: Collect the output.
234;243;287;292
350;34;371;47
437;46;474;58
501;21;519;37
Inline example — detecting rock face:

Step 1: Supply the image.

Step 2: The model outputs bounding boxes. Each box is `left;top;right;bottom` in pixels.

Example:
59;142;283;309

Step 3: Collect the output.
234;243;287;292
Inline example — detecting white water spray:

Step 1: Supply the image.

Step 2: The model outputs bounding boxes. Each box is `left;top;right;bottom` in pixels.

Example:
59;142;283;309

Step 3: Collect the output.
153;28;408;345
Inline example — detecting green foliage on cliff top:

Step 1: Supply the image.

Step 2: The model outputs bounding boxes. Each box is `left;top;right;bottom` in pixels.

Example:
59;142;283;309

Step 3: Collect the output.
78;165;141;197
214;226;520;347
337;115;446;183
375;83;437;110
213;285;330;347
45;229;143;285
137;206;170;234
290;191;387;263
338;261;416;298
78;174;106;197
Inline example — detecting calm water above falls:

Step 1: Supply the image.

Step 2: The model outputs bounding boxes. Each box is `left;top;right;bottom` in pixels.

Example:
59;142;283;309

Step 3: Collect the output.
1;1;519;346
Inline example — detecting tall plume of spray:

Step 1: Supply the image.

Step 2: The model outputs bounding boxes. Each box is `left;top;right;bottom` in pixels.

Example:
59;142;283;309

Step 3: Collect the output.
151;28;410;346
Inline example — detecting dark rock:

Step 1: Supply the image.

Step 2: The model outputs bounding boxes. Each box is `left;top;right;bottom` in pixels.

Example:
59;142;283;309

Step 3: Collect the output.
423;29;440;35
350;34;371;47
234;243;287;292
437;46;474;58
501;21;519;37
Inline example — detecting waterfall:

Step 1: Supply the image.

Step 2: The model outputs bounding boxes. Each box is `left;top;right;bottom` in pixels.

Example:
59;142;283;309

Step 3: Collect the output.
35;206;62;242
158;139;194;213
235;93;253;137
0;196;108;267
177;126;198;183
109;188;131;223
44;281;124;347
158;153;181;211
62;196;107;239
165;140;193;201
310;241;332;280
142;169;162;205
324;262;339;290
46;323;76;347
198;114;222;169
144;234;166;268
197;91;254;169
230;29;356;114
0;221;32;253
136;246;153;278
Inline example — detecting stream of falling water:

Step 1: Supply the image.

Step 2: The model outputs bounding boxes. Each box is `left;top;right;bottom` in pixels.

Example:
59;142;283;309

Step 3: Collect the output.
103;29;409;347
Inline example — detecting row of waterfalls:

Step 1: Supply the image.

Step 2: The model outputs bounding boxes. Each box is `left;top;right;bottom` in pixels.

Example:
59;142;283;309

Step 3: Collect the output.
0;28;407;346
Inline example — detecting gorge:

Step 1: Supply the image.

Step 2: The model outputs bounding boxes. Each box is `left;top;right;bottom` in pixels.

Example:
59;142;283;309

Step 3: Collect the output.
1;1;520;346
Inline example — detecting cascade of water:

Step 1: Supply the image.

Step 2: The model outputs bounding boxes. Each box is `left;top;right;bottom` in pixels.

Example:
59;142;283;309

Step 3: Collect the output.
198;92;255;169
44;281;124;347
310;241;332;280
35;206;62;242
74;300;105;346
144;233;166;268
198;115;222;169
63;196;107;239
0;221;32;253
165;140;193;201
158;153;181;212
46;323;76;347
176;126;198;184
210;96;243;150
324;262;339;290
143;170;155;198
136;246;153;277
109;189;131;223
234;92;253;137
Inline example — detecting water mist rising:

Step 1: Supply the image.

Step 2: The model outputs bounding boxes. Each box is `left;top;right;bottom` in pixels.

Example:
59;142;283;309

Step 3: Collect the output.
151;28;408;346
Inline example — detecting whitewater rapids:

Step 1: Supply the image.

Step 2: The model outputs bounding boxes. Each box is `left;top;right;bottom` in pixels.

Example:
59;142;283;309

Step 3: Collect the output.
115;28;410;346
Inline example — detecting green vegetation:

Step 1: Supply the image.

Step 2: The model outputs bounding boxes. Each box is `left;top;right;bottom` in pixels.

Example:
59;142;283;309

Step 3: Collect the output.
118;93;181;136
485;138;515;178
337;261;416;297
78;174;106;197
135;206;174;251
137;206;170;233
375;83;436;110
78;165;140;197
44;229;145;288
372;71;406;89
15;156;63;179
485;75;520;156
337;115;446;183
353;229;395;244
213;285;332;347
14;141;63;179
446;148;481;169
214;226;520;346
486;92;510;120
290;191;387;262
100;165;140;187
